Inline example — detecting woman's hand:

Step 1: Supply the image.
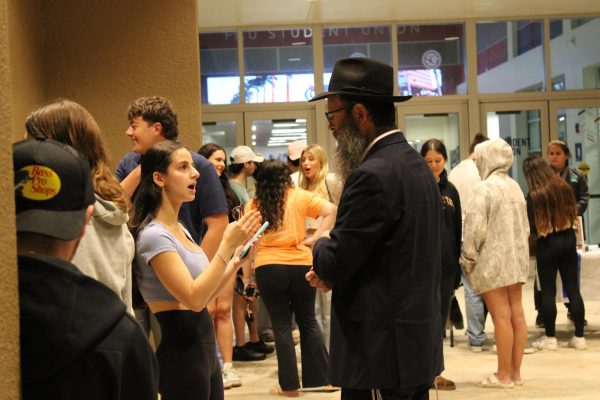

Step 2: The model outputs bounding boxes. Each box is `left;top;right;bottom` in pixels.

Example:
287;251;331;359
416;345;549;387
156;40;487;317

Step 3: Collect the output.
222;210;262;254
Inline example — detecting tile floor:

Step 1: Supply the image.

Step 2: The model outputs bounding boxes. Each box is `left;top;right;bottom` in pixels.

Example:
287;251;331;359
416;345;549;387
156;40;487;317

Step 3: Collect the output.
224;277;600;399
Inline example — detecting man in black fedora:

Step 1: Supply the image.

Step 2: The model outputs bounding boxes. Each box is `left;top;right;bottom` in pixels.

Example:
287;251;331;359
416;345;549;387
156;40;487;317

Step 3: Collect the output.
306;57;443;399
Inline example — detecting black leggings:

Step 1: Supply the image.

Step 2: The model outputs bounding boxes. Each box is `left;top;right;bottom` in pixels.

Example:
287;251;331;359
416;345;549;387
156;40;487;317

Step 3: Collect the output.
536;229;586;337
255;264;329;391
154;310;223;400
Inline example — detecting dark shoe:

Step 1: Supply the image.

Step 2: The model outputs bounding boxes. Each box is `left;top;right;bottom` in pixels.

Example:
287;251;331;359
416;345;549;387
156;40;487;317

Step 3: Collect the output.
233;345;266;361
567;312;588;326
260;329;275;343
535;313;544;328
246;340;274;354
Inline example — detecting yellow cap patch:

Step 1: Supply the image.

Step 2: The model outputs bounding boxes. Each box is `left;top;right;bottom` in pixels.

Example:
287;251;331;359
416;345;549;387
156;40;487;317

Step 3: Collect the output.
18;165;61;200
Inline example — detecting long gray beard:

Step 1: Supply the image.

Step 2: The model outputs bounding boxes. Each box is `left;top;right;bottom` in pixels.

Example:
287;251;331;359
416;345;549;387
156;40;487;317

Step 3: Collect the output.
334;121;369;183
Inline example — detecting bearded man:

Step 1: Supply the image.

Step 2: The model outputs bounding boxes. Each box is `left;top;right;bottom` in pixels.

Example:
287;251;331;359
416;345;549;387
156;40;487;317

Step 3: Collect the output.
306;58;444;400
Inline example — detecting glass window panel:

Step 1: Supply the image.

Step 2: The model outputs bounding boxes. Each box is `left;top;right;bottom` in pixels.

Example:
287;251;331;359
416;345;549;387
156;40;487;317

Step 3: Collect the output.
555;106;600;244
486;110;541;194
404;113;461;169
550;18;600;90
323;25;392;91
397;24;466;96
477;20;545;93
250;118;308;161
243;29;314;103
202;120;238;157
200;32;240;105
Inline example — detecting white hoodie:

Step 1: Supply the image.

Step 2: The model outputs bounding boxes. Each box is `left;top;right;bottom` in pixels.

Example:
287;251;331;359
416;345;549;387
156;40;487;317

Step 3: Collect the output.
72;194;134;314
460;138;530;294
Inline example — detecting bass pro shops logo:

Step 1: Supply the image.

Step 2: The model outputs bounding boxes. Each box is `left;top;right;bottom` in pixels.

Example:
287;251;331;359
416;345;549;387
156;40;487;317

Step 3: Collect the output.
15;165;61;200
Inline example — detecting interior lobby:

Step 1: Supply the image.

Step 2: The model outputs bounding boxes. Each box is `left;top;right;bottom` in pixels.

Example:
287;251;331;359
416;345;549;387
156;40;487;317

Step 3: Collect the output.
1;1;599;398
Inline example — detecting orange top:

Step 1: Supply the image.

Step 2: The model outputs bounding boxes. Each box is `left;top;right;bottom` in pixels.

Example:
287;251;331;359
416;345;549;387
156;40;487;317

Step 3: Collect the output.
245;188;326;268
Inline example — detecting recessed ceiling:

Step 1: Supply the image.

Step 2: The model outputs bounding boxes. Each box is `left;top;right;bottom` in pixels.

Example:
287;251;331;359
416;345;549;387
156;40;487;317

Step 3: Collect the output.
198;0;600;29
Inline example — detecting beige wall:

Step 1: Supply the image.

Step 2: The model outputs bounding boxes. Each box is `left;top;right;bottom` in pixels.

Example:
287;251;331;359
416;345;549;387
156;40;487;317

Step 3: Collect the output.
43;0;202;169
2;1;202;396
1;0;21;397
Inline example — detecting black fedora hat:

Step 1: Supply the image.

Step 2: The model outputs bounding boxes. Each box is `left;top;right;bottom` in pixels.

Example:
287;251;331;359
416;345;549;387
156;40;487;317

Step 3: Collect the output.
309;57;412;103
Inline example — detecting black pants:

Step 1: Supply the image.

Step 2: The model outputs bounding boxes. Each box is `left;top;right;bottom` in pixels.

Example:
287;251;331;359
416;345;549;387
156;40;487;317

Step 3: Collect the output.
536;229;585;337
255;264;329;391
341;383;431;400
154;310;223;400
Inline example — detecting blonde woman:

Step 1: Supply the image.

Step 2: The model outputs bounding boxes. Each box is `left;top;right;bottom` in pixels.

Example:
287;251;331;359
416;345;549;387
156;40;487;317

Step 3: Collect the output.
298;144;341;351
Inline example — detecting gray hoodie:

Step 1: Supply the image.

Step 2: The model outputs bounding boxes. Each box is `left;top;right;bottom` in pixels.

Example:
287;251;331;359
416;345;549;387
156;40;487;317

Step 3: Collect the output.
72;194;134;314
460;138;530;294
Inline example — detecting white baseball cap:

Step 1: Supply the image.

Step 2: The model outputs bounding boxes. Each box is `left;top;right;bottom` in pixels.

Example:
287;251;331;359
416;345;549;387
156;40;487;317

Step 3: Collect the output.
230;145;264;164
287;140;307;161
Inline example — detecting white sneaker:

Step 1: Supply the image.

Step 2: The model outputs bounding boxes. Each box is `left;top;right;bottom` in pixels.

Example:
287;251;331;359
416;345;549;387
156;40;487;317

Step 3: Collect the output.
532;336;558;351
222;373;233;390
568;335;587;350
222;364;242;387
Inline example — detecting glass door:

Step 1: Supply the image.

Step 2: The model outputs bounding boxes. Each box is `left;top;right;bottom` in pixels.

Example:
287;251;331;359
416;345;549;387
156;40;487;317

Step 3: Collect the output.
480;101;549;194
397;103;468;170
550;100;600;244
243;110;315;162
201;112;244;158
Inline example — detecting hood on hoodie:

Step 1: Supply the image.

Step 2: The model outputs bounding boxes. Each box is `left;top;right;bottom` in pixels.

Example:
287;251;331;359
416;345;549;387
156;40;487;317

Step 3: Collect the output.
92;193;129;226
473;138;513;180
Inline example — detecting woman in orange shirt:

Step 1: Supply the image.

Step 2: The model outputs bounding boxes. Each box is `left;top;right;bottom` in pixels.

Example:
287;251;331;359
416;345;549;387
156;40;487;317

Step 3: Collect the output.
245;160;337;397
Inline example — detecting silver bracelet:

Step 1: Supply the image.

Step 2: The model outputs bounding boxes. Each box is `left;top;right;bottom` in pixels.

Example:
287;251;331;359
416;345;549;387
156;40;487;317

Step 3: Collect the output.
215;251;227;266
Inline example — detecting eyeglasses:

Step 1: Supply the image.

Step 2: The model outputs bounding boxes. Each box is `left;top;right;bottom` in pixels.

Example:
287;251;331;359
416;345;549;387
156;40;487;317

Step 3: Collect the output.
231;205;244;221
324;107;348;123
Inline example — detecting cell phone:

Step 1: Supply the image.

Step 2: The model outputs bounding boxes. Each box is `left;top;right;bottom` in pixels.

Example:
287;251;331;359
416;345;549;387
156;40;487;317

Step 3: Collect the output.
239;221;269;259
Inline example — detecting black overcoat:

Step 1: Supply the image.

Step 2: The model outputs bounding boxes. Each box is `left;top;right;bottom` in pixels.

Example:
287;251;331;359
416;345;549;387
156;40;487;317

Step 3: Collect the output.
313;131;444;390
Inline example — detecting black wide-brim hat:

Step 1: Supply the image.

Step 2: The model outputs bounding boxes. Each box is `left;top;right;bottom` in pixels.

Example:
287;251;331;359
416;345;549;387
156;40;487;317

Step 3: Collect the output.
309;57;412;103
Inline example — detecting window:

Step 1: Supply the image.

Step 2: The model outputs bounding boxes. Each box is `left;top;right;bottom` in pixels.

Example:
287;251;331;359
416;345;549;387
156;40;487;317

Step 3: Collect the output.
243;29;314;103
200;32;240;104
397;24;466;96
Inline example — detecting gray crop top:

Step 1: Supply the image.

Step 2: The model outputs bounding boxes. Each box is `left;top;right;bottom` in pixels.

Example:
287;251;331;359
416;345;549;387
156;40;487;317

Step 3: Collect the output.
136;220;209;302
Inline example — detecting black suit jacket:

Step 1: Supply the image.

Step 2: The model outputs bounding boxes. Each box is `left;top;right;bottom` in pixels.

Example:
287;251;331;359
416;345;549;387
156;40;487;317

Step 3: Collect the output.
313;131;443;389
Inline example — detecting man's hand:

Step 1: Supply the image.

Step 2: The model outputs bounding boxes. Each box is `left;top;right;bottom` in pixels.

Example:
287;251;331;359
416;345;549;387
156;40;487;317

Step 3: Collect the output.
305;268;331;293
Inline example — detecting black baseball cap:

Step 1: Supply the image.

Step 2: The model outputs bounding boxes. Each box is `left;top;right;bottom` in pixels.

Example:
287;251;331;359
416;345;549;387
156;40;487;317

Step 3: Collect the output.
13;136;95;240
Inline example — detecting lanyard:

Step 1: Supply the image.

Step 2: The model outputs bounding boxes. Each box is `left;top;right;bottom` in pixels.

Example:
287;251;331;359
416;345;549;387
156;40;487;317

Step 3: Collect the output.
359;129;400;163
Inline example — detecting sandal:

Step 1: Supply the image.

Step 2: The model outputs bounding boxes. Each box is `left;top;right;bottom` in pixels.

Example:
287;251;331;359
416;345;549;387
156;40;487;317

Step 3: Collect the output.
478;373;514;389
513;380;524;386
301;385;341;392
269;386;300;397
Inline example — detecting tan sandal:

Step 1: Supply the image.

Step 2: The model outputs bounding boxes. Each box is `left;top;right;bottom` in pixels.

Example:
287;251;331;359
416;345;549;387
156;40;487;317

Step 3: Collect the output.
269;386;300;397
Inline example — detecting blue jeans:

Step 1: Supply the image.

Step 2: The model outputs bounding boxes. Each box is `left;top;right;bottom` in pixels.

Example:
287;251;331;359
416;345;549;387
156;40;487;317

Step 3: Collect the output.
461;269;486;346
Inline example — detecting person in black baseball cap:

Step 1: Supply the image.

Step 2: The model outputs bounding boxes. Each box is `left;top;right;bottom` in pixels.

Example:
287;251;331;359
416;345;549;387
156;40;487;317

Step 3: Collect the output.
14;136;158;400
14;136;95;242
307;57;444;399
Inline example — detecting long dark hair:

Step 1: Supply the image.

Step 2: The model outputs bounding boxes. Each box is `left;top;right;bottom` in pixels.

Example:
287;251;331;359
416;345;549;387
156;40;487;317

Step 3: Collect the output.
198;143;240;221
253;159;292;231
523;155;577;237
130;141;186;238
420;138;448;160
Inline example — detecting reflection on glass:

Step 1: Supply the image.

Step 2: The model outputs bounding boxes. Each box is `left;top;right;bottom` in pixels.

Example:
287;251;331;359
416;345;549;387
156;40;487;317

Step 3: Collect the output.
477;20;545;93
550;18;600;91
397;23;466;96
243;29;314;103
404;113;460;169
322;25;392;90
200;32;240;104
486;110;541;193
202;120;237;157
251;119;308;161
556;106;600;243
